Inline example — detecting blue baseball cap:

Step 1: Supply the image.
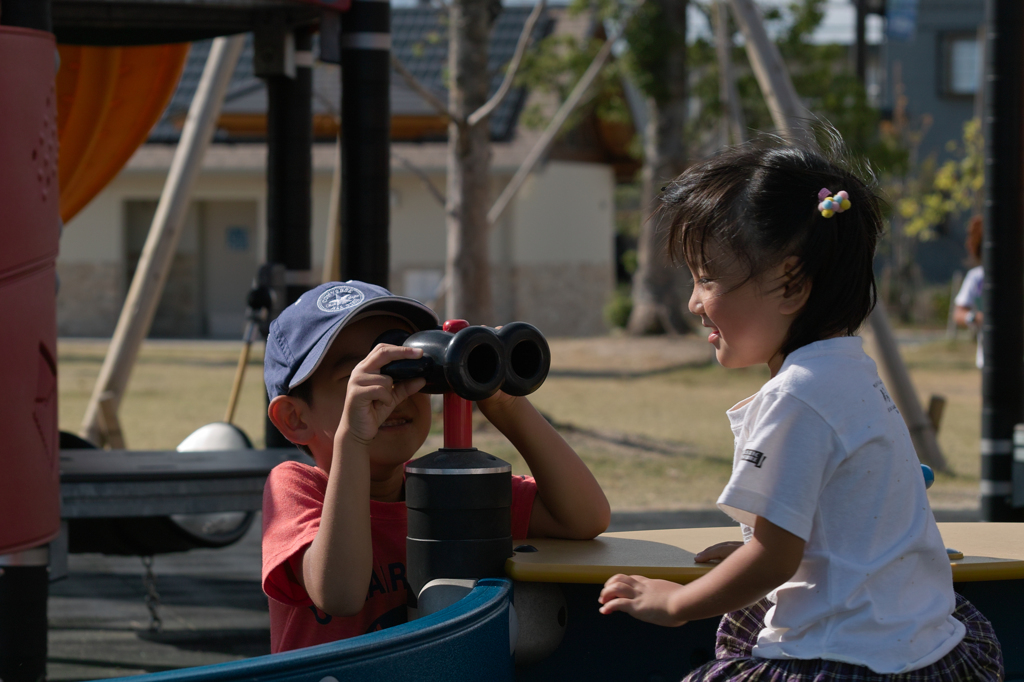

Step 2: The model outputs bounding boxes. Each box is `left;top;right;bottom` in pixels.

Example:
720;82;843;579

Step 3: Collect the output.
264;281;439;400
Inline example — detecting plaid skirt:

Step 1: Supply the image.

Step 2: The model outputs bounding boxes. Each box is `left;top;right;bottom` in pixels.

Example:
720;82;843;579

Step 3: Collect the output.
682;593;1003;681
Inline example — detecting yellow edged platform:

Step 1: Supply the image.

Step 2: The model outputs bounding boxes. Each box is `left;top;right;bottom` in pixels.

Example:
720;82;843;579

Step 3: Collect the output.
506;522;1024;585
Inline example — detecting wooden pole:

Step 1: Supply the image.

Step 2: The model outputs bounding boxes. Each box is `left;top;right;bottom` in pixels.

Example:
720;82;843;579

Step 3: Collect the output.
730;0;948;472
321;133;342;284
727;0;811;144
869;304;949;472
488;5;637;227
80;35;245;445
714;0;746;146
224;321;256;425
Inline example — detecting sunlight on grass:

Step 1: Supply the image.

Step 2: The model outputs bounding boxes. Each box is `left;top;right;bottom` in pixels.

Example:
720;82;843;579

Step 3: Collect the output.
57;333;984;511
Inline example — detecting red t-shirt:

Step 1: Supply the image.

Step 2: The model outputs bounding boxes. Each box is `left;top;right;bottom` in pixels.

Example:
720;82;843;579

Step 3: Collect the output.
261;460;538;653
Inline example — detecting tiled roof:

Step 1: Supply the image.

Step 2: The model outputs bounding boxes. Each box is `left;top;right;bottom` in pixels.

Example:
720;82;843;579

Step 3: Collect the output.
149;5;553;144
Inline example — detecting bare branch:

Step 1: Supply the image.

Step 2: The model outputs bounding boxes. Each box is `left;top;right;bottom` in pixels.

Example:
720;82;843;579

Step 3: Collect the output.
391;53;462;124
488;2;642;226
391;150;447;207
466;0;547;128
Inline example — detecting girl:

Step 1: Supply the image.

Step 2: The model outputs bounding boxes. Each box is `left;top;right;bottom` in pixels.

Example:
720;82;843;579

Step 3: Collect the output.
598;142;1003;680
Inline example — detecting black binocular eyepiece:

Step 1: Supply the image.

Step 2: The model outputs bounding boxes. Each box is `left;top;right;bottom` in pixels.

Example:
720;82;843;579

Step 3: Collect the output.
377;322;551;401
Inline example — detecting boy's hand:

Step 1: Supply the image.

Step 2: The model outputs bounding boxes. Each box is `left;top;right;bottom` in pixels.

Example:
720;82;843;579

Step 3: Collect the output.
340;344;426;447
477;388;518;417
694;541;743;564
598;574;688;627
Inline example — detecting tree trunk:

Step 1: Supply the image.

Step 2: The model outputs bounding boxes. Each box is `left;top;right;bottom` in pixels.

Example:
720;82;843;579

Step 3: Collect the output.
446;0;499;324
628;0;692;335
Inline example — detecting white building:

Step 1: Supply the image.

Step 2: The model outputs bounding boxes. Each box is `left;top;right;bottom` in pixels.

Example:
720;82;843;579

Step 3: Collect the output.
57;8;632;339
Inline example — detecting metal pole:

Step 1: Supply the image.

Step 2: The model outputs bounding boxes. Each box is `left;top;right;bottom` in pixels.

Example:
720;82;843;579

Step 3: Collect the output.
854;0;867;84
981;0;1024;521
79;35;245;446
264;27;314;448
339;0;391;286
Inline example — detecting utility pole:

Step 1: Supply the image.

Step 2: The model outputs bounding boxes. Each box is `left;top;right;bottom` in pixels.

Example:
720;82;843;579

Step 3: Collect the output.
981;0;1024;521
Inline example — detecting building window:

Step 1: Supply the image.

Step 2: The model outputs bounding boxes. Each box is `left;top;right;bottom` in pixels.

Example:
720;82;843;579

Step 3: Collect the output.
940;32;981;98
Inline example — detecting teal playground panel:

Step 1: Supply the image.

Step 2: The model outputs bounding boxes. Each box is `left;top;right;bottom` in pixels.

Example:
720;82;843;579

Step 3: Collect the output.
109;579;514;682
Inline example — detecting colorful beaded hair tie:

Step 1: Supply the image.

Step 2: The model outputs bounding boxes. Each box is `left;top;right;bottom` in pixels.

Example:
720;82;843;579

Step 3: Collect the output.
817;188;851;218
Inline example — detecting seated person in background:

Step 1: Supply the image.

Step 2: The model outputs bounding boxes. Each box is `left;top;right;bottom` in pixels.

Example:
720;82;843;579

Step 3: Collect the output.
954;215;984;368
261;281;610;653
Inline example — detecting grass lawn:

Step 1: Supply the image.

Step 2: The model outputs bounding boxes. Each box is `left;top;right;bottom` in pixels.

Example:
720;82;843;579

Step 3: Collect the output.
57;330;983;512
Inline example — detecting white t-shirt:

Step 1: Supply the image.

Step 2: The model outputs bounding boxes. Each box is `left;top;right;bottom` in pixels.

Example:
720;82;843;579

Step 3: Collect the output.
718;337;964;674
954;266;984;368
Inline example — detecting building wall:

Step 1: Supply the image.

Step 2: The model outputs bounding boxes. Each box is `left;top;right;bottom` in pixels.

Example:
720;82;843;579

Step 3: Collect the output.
885;0;984;161
58;151;613;338
883;0;985;283
59;170;268;338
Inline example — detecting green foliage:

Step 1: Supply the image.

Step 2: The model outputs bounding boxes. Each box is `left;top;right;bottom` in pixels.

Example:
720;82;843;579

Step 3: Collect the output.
896;119;984;239
604;283;634;328
516;31;632;134
614;182;643;237
621;248;639;274
518;0;908;178
687;0;907;174
621;1;686;104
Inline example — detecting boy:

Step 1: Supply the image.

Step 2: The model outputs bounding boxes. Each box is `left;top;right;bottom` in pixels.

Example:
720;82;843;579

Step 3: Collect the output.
261;281;610;653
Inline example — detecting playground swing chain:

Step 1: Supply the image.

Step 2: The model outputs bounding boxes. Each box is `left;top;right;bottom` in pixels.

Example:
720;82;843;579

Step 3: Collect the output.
141;555;163;633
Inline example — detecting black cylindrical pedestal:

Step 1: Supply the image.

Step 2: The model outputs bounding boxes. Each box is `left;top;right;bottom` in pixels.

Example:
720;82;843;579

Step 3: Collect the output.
0;565;48;682
405;449;512;604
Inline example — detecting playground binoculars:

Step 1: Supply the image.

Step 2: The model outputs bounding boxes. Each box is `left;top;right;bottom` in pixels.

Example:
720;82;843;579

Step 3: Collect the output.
378;322;551;401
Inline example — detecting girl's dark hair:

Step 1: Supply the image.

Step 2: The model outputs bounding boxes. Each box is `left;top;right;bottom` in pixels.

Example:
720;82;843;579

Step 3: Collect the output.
660;138;884;357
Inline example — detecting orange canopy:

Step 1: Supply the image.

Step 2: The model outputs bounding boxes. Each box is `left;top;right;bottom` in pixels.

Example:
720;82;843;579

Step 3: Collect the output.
56;43;190;223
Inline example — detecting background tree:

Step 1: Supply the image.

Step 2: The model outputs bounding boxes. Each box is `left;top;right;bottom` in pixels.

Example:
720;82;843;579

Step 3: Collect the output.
625;0;693;334
522;0;909;333
446;0;502;324
393;0;545;323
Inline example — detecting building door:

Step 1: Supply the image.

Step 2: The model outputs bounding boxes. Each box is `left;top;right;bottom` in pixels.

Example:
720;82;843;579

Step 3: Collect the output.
124;200;203;338
202;201;257;339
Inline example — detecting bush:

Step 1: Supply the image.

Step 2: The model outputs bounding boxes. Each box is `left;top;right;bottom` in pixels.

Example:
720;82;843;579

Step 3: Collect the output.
604;284;633;329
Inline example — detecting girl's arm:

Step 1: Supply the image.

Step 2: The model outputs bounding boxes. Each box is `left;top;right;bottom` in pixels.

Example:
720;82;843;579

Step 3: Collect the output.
478;393;610;540
599;516;805;626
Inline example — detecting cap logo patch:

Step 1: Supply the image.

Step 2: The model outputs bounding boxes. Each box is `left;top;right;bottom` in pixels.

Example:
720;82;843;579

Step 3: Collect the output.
317;285;366;313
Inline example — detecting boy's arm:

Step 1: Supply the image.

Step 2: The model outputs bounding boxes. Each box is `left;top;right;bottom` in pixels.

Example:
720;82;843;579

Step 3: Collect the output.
295;345;426;617
598;516;804;626
298;433;373;616
478;394;610;540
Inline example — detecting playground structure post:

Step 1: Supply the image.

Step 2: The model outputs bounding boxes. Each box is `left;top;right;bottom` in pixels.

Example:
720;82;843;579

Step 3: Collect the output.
261;25;315;448
981;0;1024;521
339;0;391;287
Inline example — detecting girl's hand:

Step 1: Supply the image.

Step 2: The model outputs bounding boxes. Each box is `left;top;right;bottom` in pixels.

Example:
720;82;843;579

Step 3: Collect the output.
340;344;426;446
694;541;743;564
598;574;688;627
